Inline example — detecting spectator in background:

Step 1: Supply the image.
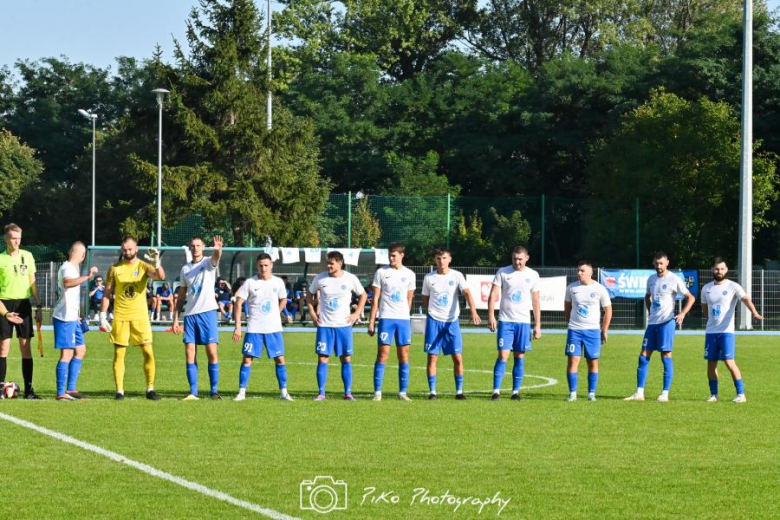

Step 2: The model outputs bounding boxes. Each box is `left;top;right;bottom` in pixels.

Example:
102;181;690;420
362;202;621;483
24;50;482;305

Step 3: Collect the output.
215;277;233;321
153;282;174;321
281;276;296;323
89;276;106;319
232;277;248;320
294;282;309;322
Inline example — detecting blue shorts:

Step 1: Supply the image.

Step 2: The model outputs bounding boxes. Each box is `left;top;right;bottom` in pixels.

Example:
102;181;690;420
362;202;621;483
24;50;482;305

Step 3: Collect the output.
565;329;601;359
424;318;463;356
377;319;411;347
242;332;285;359
315;326;354;357
704;333;736;361
497;322;532;353
642;320;676;352
183;310;219;346
53;318;84;350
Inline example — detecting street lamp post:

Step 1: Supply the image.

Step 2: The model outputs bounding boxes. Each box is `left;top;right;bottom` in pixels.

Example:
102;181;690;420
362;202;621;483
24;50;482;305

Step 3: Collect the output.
738;0;753;328
151;88;169;248
77;109;97;246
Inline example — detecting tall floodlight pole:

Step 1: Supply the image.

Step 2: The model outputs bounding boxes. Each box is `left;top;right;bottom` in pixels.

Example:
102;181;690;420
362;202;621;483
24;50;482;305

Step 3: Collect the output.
152;88;169;248
78;109;98;245
266;0;273;130
738;0;753;329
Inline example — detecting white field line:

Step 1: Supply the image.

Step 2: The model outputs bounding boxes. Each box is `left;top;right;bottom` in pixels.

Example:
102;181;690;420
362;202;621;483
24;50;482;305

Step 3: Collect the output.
0;412;300;520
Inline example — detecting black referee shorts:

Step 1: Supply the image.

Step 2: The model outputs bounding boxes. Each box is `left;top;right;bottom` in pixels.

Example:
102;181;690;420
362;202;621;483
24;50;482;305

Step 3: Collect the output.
0;299;34;340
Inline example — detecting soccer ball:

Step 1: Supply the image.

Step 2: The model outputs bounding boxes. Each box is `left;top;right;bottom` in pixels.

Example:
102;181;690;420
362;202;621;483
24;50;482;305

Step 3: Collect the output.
2;382;20;399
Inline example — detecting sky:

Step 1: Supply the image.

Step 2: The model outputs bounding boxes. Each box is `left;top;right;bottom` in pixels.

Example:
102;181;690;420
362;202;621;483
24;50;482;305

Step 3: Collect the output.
1;0;779;71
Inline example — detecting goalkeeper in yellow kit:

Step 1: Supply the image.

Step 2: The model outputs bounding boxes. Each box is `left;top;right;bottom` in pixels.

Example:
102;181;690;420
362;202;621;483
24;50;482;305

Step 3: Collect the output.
99;236;165;400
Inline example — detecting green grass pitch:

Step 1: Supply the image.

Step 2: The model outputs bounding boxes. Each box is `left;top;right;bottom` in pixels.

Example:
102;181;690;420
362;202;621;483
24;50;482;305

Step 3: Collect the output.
0;329;778;519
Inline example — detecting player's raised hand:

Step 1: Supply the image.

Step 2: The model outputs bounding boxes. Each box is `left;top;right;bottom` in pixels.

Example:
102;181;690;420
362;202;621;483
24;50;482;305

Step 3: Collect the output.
144;248;161;268
488;315;497;332
213;235;223;251
4;312;23;325
89;266;99;277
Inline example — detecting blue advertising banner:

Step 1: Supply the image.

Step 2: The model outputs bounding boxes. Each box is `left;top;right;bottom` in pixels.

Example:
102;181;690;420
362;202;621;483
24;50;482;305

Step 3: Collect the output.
599;269;698;300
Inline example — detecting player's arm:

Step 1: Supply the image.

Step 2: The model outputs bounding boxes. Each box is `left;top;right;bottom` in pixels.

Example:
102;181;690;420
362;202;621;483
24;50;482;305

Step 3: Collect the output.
99;270;115;332
644;293;652;313
421;295;429;312
368;286;381;336
171;285;188;334
232;296;245;343
675;291;695;325
564;301;572;320
305;290;319;325
532;290;541;339
601;305;612;344
487;283;499;332
741;295;763;320
211;235;223;267
0;300;23;325
348;291;367;325
406;290;414;310
462;288;481;325
63;267;98;288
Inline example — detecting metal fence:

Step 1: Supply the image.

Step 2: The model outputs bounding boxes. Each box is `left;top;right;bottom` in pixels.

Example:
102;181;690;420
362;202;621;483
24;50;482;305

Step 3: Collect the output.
34;261;780;330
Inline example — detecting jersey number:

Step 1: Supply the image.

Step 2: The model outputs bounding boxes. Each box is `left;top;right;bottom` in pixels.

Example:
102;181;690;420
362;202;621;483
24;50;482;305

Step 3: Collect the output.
498;338;504;347
243;342;253;353
568;344;576;353
316;341;327;353
380;332;389;342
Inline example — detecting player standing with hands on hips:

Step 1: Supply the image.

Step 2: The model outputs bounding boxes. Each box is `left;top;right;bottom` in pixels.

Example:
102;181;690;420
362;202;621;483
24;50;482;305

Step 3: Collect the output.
701;257;762;403
368;243;416;401
625;252;695;402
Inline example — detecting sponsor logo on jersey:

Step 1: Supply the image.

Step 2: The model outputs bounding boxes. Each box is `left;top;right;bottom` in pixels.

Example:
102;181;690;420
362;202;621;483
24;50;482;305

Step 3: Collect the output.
261;299;273;314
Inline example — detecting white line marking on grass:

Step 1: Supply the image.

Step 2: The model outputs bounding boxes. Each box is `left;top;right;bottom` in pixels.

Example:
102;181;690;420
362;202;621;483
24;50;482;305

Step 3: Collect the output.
0;412;300;519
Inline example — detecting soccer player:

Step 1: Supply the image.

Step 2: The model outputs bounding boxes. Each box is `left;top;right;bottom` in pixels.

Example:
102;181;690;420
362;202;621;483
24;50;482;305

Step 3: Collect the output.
625;251;695;402
488;246;541;401
52;242;98;400
422;247;480;400
172;236;223;400
701;257;762;403
232;253;292;401
307;251;367;400
99;235;165;400
368;243;416;401
0;223;43;399
563;260;612;402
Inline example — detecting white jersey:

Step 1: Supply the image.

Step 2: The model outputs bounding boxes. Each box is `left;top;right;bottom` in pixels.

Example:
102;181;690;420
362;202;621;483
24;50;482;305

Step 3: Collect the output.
235;275;286;333
646;272;690;325
422;269;467;323
372;266;416;320
565;281;611;330
701;280;746;334
492;266;540;323
179;258;219;316
52;261;81;322
310;271;365;327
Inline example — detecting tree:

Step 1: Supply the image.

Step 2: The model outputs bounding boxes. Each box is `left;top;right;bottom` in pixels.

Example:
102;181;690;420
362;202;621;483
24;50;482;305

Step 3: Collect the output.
0;130;43;215
585;89;778;266
350;196;382;247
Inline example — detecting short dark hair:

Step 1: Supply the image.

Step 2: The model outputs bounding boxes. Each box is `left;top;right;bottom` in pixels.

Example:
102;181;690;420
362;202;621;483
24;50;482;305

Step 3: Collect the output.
577;260;593;269
712;256;728;267
653;251;668;261
512;246;529;255
256;253;272;262
121;235;138;245
388;242;405;254
434;247;451;257
327;251;345;264
190;236;204;245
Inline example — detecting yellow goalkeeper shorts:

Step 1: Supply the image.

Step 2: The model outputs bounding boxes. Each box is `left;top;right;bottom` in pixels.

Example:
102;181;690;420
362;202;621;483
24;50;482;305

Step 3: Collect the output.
110;319;153;347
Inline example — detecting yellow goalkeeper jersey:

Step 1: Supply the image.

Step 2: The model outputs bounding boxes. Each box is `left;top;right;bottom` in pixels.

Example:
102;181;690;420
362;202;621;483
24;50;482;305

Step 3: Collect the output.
107;259;154;321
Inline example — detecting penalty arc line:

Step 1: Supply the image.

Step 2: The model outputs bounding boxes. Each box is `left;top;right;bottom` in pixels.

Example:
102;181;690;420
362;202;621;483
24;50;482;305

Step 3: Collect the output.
0;412;300;520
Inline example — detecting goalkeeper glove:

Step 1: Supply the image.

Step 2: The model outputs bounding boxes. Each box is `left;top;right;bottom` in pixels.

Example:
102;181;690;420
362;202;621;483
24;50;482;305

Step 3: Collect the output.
99;311;112;333
144;248;161;268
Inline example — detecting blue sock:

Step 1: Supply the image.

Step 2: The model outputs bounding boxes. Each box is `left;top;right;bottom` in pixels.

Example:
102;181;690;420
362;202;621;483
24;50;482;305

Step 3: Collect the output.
428;374;437;393
208;363;219;394
67;358;82;392
588;372;598;394
374;362;385;392
637;355;650;389
275;363;288;390
662;357;673;391
239;364;251;389
316;362;328;395
56;361;68;396
735;378;745;395
455;374;464;393
186;363;198;396
493;359;507;391
709;379;718;396
567;372;578;393
341;362;352;395
512;357;525;393
399;363;410;393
